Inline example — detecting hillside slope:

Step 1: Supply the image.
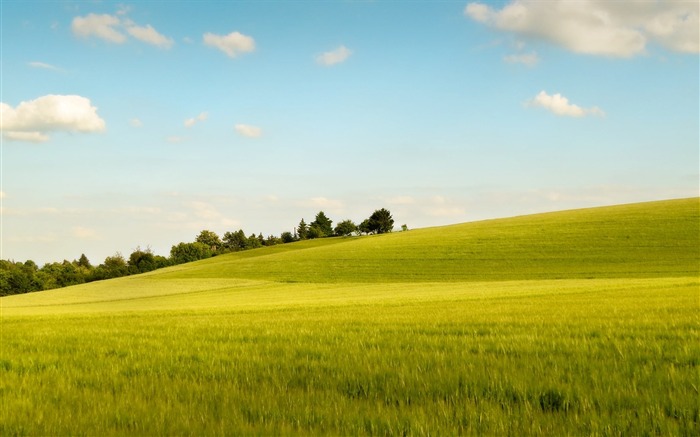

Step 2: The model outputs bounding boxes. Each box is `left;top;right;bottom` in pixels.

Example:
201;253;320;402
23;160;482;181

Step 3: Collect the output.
158;197;699;283
1;198;697;315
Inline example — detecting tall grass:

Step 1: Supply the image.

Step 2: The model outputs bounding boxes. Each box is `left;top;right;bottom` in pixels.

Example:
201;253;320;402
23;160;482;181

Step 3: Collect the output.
1;198;698;435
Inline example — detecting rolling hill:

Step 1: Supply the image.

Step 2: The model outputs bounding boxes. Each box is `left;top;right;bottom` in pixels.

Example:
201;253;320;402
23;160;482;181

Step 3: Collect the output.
1;198;698;435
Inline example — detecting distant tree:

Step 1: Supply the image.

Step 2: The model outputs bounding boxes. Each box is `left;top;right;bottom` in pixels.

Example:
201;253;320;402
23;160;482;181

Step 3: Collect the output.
247;233;262;249
77;253;92;269
307;224;324;239
401;224;409;232
335;219;357;237
93;253;129;280
128;247;157;274
223;230;248;251
196;230;222;252
368;208;394;234
265;235;282;246
358;219;372;235
280;231;295;243
169;242;212;265
311;211;333;237
297;219;308;240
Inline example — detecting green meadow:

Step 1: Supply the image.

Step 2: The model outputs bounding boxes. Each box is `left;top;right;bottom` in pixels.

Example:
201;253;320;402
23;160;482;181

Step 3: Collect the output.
1;198;698;435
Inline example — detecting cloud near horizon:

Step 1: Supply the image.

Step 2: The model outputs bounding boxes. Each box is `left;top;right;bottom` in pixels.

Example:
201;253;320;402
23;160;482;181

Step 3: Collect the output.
0;95;106;143
528;91;604;117
465;0;699;57
203;31;255;58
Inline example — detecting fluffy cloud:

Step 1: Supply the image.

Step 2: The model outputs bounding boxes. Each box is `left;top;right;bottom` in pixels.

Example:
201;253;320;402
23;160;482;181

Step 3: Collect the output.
503;52;539;66
125;23;174;49
203;31;255;58
184;112;208;128
465;0;699;57
528;91;604;117
234;124;262;138
72;13;173;49
316;45;352;66
72;13;126;43
1;95;106;142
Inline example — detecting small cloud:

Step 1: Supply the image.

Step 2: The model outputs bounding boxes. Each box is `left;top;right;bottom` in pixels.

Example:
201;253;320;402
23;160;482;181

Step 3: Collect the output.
203;31;255;58
28;61;63;72
72;11;173;49
265;195;279;202
184;112;208;128
234;123;262;138
316;45;352;66
71;226;100;240
72;13;126;43
126;23;174;49
503;52;539;66
527;91;604;118
1;94;106;143
130;118;143;127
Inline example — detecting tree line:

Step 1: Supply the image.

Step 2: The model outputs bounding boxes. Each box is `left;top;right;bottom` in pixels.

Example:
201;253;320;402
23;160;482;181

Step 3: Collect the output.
0;208;398;296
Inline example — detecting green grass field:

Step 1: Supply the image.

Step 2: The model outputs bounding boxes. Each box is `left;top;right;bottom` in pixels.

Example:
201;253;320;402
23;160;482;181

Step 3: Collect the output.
1;198;698;435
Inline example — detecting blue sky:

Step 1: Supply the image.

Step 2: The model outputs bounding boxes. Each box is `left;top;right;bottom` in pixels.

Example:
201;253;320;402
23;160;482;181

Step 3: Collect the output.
2;0;698;265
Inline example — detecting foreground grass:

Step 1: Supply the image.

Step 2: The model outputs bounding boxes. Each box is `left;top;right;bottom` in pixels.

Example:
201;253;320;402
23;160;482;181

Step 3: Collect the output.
1;198;698;435
2;277;698;435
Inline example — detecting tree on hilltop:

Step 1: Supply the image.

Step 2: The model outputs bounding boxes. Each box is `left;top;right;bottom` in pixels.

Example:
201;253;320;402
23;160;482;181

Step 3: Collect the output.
368;208;394;234
310;211;333;237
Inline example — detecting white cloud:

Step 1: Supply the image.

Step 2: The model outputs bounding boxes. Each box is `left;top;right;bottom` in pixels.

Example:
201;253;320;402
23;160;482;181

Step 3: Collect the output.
234;123;262;138
465;0;699;57
0;191;6;199
72;12;174;49
503;52;539;66
0;95;106;142
184;112;208;128
126;23;174;49
2;131;50;143
130;118;143;127
316;45;352;66
72;13;126;43
28;61;62;71
203;31;255;58
528;91;604;118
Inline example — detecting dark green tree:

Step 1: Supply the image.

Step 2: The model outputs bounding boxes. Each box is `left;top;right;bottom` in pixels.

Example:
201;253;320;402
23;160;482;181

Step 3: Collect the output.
223;230;248;251
196;230;222;252
280;231;295;243
310;211;333;237
169;242;212;265
368;208;394;234
128;247;157;274
297;219;308;240
358;219;372;235
334;219;357;236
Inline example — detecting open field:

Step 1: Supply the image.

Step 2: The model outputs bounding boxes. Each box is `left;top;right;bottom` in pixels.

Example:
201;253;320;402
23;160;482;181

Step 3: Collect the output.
1;198;698;435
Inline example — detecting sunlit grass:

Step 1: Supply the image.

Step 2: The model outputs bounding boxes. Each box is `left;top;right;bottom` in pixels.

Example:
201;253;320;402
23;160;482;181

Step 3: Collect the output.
1;198;698;435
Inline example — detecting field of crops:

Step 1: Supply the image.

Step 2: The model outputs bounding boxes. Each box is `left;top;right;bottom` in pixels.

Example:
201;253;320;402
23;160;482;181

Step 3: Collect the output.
1;198;698;435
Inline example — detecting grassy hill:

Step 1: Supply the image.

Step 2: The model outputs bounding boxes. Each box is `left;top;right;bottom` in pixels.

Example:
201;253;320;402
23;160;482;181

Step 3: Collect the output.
1;198;698;435
163;197;698;283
